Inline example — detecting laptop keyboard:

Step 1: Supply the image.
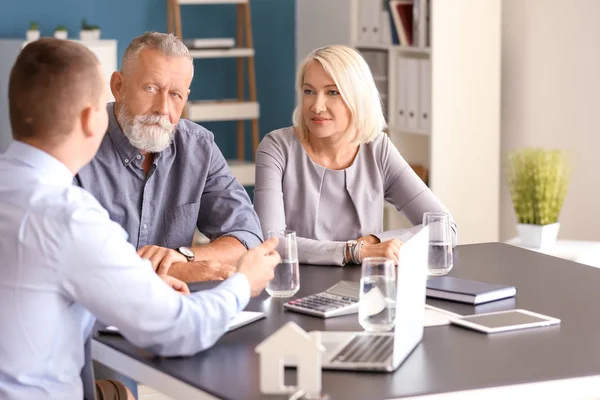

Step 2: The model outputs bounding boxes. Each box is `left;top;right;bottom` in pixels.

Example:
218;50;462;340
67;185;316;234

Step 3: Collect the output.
332;334;394;364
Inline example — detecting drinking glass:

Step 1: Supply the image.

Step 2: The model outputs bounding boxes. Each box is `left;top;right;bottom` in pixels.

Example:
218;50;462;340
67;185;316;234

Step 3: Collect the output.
265;230;300;297
358;257;396;332
422;212;454;276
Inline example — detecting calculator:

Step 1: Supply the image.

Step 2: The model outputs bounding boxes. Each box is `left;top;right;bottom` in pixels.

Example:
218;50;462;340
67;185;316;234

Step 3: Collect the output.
283;280;360;318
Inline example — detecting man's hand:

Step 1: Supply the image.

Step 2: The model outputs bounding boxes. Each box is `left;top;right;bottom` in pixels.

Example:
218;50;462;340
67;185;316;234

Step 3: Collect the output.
169;260;237;282
159;274;191;295
237;237;281;297
137;245;188;275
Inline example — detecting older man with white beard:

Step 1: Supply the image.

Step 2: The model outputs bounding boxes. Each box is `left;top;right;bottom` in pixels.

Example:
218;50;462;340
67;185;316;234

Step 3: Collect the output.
76;32;263;283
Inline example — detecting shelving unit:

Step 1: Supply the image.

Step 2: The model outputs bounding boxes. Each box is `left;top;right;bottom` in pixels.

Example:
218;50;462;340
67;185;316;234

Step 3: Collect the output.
358;44;431;55
167;0;258;185
188;47;254;58
296;0;501;244
186;100;259;122
178;0;246;3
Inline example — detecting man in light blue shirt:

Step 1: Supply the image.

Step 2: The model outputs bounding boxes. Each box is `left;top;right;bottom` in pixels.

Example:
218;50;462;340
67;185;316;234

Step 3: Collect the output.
0;39;280;400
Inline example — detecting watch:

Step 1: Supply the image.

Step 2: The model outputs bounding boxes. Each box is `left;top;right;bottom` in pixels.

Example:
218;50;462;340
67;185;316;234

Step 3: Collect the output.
177;246;196;261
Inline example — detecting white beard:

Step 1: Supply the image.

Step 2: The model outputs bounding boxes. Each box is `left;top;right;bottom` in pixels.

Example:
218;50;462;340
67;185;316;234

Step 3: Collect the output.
117;104;176;153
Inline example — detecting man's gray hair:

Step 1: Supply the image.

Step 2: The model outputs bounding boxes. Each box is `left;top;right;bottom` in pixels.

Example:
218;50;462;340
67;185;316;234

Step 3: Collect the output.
122;31;192;75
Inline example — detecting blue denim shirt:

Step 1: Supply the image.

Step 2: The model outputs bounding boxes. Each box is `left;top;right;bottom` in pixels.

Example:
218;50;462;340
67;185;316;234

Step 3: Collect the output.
76;103;263;250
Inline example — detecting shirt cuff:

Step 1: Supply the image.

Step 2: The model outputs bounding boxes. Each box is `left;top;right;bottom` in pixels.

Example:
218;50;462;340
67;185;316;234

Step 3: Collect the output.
221;231;264;249
336;242;347;266
221;273;251;312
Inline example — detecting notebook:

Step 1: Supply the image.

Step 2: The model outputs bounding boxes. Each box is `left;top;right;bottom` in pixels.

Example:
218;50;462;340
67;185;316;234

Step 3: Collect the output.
227;311;265;331
99;311;265;336
426;276;517;305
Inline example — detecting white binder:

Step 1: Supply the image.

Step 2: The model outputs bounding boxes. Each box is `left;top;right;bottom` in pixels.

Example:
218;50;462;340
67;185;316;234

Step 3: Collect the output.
370;0;383;45
405;57;420;131
419;58;431;131
358;0;372;45
395;54;408;131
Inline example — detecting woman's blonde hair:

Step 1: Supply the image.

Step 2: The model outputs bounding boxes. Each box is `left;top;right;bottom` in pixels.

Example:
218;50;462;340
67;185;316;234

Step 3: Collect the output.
292;45;386;144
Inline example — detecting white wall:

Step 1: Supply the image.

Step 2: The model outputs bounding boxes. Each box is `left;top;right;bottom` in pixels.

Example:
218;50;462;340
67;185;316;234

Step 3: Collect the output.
432;0;501;244
501;0;600;241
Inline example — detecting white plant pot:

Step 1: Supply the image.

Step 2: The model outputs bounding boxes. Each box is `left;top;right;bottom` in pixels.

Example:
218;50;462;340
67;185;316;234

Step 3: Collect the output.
80;29;101;41
516;222;560;250
26;30;40;41
54;31;68;40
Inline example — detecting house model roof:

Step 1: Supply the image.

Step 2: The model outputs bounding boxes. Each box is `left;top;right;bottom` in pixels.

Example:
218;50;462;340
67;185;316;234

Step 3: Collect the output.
255;322;326;353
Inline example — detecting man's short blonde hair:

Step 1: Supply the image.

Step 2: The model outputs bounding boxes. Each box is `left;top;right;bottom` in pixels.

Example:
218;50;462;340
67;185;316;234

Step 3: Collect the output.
122;32;193;76
292;45;386;144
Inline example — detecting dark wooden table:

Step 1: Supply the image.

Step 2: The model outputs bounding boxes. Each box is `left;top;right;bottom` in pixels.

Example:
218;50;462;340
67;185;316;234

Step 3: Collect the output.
93;243;600;399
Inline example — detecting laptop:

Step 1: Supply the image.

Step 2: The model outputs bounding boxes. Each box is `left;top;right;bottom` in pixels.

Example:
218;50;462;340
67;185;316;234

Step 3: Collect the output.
311;226;429;372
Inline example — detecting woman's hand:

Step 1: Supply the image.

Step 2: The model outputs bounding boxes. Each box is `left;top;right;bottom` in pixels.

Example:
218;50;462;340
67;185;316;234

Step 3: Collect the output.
360;238;403;264
357;235;380;245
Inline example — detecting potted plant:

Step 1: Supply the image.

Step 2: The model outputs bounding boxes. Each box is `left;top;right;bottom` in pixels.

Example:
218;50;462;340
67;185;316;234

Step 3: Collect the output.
26;21;40;41
54;25;68;40
507;148;571;249
80;19;101;41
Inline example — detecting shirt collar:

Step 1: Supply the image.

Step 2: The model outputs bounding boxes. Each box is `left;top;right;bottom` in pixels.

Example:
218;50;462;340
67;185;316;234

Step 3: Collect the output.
106;102;173;166
4;141;74;185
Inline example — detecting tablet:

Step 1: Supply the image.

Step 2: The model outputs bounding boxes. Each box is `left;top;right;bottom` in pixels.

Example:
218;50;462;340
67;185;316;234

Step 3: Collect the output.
449;309;560;333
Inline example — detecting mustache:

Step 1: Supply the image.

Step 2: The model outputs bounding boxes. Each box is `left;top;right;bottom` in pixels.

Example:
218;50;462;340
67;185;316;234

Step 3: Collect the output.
136;114;173;130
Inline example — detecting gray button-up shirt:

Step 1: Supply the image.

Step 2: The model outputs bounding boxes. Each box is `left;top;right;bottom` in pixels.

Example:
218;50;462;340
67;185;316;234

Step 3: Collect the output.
75;103;263;250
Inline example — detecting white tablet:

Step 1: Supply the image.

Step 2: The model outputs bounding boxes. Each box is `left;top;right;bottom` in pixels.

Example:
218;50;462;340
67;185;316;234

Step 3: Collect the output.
449;309;560;334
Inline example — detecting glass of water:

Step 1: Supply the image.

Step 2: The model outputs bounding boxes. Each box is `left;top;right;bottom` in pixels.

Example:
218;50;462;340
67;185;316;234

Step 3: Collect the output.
422;212;454;276
265;230;300;298
359;257;396;332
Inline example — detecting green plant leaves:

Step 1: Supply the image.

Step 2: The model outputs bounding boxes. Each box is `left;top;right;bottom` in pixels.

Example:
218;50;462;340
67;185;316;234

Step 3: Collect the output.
507;148;570;225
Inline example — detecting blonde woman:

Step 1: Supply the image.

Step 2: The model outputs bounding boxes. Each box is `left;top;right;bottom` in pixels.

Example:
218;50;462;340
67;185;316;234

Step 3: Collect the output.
254;45;457;266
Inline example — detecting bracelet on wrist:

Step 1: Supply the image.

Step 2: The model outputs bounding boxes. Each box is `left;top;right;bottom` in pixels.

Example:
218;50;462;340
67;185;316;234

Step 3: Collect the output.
355;241;364;264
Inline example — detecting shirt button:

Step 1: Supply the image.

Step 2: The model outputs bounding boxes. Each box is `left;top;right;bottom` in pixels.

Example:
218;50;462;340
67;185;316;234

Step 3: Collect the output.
124;158;129;164
136;154;141;159
143;224;148;230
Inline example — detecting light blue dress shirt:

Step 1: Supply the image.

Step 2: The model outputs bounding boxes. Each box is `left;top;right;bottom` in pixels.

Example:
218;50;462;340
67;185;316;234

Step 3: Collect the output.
0;141;251;400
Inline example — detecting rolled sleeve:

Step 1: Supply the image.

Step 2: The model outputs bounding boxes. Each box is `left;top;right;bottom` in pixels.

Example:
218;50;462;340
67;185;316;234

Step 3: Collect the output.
221;231;263;250
197;141;264;248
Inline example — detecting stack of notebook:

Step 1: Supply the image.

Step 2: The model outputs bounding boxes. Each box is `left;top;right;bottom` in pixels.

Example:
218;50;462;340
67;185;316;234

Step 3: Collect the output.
426;276;517;305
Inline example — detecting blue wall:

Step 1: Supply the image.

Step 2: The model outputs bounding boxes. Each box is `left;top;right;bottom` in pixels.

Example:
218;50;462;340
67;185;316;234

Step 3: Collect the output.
1;0;296;161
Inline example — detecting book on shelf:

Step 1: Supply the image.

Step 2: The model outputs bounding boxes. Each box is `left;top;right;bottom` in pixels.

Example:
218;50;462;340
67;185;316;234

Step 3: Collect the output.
390;0;414;46
387;0;430;47
412;0;427;47
184;38;235;49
